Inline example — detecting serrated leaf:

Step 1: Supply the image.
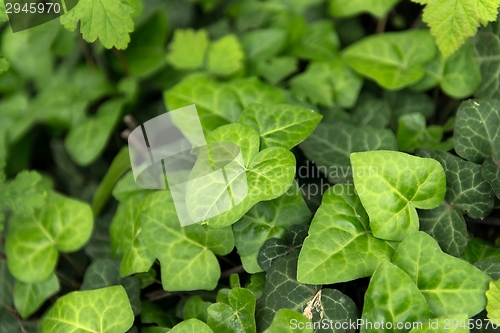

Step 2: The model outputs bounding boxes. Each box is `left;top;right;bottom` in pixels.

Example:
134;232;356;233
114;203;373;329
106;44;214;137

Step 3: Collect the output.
60;0;136;49
13;273;59;319
300;123;397;183
343;30;436;90
166;29;209;70
64;98;126;166
351;151;446;241
397;113;452;153
329;0;400;17
263;309;312;333
241;29;287;61
416;0;500;58
6;192;93;283
361;261;434;333
233;181;310;273
170;319;214;333
41;286;134;333
487;280;500;321
238;103;322;150
393;232;492;317
80;259;141;316
207;288;256;333
0;170;49;216
475;259;500;280
141;191;234;291
206;34;244;76
297;184;395;284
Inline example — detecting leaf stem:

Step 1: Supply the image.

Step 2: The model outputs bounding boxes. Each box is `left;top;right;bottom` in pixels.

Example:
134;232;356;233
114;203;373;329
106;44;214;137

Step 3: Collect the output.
376;15;388;33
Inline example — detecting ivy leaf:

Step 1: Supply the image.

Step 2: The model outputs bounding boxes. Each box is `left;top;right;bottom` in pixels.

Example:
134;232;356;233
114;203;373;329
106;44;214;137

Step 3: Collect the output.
384;90;436;123
350;151;446;241
392;232;492;317
0;259;14;308
290;20;339;61
475;259;500;280
110;197;155;277
233;181;311;273
329;0;400;17
361;261;434;333
238;103;322;150
263;309;312;333
184;296;212;322
6;192;93;283
207;288;257;333
206;35;245;77
241;29;287;61
397;113;453;153
256;57;297;85
343;30;436;90
41;286;134;333
141;301;174;327
486;280;500;321
414;0;500;58
473;19;500;99
170;319;214;333
13;273;59;319
297;184;395;284
60;0;136;49
80;259;142;316
300;123;397;183
0;309;37;333
64;98;126;166
462;238;500;263
482;158;500;200
141;191;234;291
351;94;391;128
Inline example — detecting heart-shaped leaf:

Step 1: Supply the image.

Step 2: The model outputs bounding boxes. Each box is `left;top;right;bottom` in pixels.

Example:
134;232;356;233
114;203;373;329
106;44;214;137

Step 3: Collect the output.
486;280;500;322
13;273;59;319
41;286;134;333
207;288;256;333
170;319;214;333
392;232;492;317
6;191;93;283
297;184;395;284
350;151;445;241
263;309;312;333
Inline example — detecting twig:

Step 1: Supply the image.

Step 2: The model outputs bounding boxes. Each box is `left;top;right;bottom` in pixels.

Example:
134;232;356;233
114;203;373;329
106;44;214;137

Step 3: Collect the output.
61;253;85;277
145;289;182;302
221;265;244;278
112;47;130;75
80;33;95;71
411;11;422;29
376;15;388;34
0;252;6;260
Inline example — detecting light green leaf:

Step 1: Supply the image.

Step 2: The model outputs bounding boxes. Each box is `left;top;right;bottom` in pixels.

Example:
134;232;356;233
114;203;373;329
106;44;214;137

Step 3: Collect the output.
297;184;395;284
393;232;492;317
0;170;49;216
229;77;287;107
300;123;397;183
343;30;436;90
473;19;500;99
397;113;452;153
241;29;287;61
409;314;469;333
112;171;148;203
184;296;212;322
487;280;500;322
110;197;155;277
141;191;234;291
166;29;209;70
361;260;434;333
238;103;322;150
13;273;59;319
64;98;126;166
350;151;446;241
415;0;500;58
0;56;9;74
290;20;339;61
170;319;214;333
0;1;7;22
329;0;400;17
6;192;93;283
207;288;256;333
206;34;244;76
41;286;134;333
256;57;297;85
80;259;141;316
60;0;136;49
246;273;266;299
290;59;362;108
234;181;311;273
263;309;312;333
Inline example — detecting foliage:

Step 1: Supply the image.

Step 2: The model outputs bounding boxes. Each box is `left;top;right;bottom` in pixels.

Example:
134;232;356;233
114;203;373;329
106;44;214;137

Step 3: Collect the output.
1;0;500;332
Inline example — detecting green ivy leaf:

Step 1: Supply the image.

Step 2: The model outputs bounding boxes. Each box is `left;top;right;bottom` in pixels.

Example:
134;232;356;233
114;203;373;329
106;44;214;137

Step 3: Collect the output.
234;181;310;273
473;19;500;99
482;158;500;200
170;319;214;333
141;191;234;291
351;94;391;128
414;0;500;58
166;29;209;70
487;280;500;321
393;232;492;316
81;259;142;316
0;308;37;333
110;197;155;277
0;259;14;308
256;57;297;85
397;113;452;153
207;288;257;333
184;296;212;322
13;273;59;319
241;29;287;61
462;238;500;263
343;30;436;90
297;184;395;284
141;301;174;327
350;151;446;241
64;98;126;166
263;309;312;333
206;35;244;77
384;90;436;124
6;192;93;283
41;286;134;333
329;0;400;17
60;0;136;49
361;261;434;333
475;259;500;280
238;103;322;150
301;123;397;183
290;20;339;61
